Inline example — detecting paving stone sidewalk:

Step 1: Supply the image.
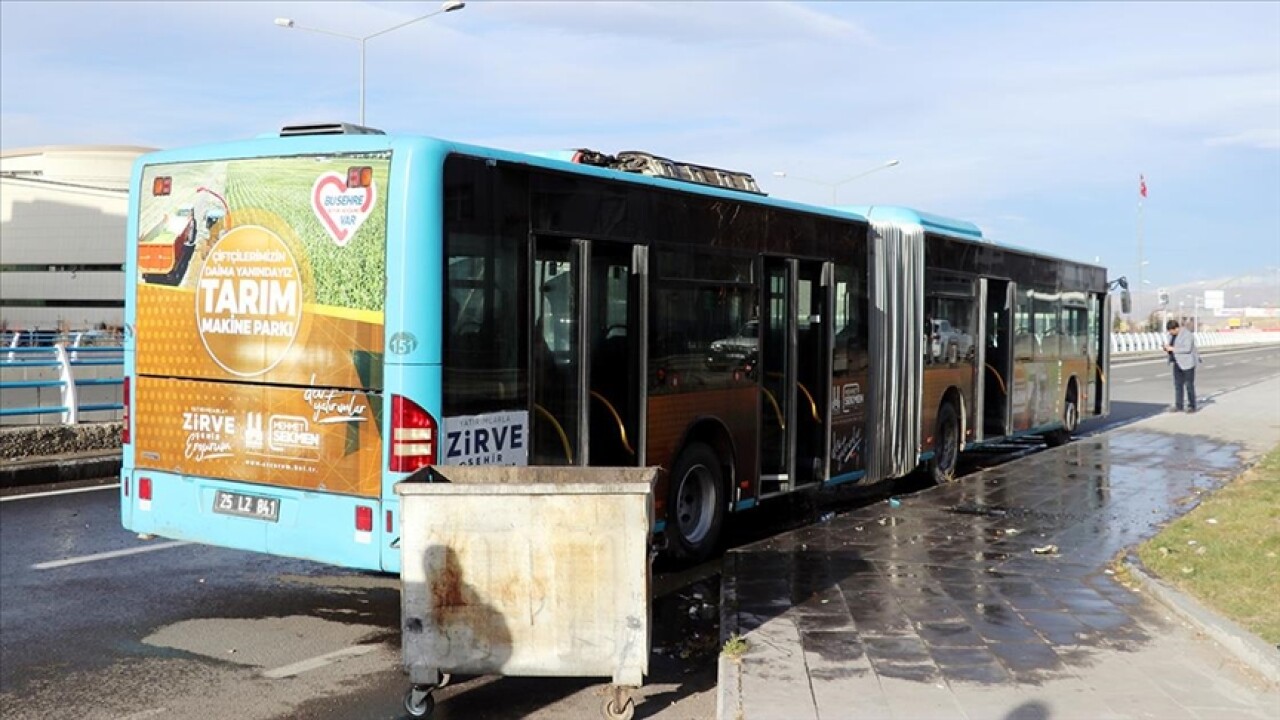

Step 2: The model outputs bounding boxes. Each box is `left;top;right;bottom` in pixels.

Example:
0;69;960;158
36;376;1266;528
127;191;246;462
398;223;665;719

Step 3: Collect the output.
718;377;1280;719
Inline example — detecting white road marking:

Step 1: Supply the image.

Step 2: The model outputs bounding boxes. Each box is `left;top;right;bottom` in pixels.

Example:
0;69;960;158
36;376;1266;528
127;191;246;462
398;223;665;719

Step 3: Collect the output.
1123;378;1145;383
1;483;119;503
1156;372;1170;377
261;645;378;679
118;709;168;720
32;540;191;570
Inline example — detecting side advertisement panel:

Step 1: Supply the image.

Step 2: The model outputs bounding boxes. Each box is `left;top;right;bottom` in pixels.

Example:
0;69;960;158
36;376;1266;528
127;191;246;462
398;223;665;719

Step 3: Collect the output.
135;376;383;496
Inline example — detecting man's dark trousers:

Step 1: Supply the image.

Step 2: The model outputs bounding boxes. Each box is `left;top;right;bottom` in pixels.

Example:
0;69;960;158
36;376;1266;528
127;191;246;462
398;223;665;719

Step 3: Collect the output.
1173;364;1197;411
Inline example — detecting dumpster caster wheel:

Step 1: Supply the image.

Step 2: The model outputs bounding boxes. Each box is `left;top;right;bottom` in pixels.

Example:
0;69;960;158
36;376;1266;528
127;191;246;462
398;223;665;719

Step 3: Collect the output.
603;695;635;720
404;687;435;718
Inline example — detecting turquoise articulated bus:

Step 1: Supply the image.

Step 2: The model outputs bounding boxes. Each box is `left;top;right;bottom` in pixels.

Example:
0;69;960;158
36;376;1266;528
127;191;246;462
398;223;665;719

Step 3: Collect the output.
122;123;1118;570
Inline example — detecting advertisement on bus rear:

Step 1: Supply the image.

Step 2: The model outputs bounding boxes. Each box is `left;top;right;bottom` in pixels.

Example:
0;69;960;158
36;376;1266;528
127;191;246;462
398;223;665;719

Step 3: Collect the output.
133;153;390;494
134;376;383;496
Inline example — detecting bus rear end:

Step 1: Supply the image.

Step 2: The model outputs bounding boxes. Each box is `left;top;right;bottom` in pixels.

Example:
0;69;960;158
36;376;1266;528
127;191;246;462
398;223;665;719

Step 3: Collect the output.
122;139;394;570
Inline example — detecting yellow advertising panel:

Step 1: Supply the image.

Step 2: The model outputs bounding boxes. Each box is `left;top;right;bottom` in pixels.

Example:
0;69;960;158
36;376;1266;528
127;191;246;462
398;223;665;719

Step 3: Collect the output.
134;376;383;497
135;154;389;390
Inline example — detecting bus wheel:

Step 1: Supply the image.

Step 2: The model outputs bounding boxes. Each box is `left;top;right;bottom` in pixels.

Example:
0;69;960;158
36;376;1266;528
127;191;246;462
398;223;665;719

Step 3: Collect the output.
930;402;961;485
665;442;725;562
1045;383;1078;447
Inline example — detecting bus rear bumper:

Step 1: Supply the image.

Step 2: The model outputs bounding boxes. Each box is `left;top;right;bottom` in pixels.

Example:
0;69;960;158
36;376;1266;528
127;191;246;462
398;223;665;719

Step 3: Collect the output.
120;469;384;571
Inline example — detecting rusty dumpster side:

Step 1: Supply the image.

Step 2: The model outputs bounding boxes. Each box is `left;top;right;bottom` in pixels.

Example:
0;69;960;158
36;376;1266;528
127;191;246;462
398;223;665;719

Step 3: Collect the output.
396;466;656;688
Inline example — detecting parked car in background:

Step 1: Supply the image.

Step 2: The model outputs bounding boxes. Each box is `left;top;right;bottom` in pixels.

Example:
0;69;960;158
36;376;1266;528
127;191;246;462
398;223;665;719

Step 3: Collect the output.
930;318;974;363
707;320;759;372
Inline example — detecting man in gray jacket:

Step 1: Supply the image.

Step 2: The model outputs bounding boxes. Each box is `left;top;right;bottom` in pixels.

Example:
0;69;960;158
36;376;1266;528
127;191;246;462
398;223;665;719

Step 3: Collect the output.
1163;319;1200;413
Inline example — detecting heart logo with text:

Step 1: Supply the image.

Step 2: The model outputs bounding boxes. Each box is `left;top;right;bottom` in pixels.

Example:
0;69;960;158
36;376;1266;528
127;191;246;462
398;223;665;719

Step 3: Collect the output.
311;172;375;247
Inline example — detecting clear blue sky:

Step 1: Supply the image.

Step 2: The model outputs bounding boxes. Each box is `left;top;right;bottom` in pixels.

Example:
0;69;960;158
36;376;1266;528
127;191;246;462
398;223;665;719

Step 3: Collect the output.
3;1;1278;294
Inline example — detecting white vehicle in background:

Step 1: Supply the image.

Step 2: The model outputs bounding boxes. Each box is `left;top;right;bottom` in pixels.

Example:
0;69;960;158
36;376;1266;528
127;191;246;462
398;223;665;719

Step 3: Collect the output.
930;318;973;363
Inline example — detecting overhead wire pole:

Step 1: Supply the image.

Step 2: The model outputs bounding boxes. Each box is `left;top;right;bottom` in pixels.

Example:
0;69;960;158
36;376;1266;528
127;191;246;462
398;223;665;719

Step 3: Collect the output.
275;1;466;126
772;160;900;205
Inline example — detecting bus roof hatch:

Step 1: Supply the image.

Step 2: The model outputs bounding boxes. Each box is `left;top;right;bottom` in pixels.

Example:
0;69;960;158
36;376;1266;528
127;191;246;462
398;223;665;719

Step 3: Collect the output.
279;122;386;137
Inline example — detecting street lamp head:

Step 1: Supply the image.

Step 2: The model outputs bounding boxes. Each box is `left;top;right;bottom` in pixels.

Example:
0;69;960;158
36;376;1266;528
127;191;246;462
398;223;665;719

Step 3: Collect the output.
441;1;465;11
772;171;787;178
274;17;295;28
885;159;901;168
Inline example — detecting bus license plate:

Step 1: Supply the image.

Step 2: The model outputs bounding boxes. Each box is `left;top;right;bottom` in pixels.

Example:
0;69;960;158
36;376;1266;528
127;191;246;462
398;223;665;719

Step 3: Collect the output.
212;490;280;522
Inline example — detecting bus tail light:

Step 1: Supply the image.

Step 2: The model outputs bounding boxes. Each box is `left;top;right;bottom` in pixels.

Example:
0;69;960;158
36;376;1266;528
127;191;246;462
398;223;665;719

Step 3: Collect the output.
347;166;373;189
391;395;436;472
122;376;131;444
355;505;373;533
139;476;152;511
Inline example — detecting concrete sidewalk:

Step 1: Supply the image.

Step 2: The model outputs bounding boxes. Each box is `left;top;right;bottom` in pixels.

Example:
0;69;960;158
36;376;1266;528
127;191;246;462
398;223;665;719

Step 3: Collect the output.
718;377;1280;719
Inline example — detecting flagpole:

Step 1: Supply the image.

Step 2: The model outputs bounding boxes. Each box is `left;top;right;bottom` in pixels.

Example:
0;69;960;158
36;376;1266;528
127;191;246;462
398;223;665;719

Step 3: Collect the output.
1137;174;1145;328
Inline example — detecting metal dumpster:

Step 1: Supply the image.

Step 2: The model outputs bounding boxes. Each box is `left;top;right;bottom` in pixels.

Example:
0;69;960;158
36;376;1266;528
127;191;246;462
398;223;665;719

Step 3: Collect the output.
396;465;657;720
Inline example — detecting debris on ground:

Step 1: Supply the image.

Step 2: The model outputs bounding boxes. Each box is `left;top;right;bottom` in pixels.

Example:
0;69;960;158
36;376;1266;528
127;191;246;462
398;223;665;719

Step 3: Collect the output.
1032;544;1060;555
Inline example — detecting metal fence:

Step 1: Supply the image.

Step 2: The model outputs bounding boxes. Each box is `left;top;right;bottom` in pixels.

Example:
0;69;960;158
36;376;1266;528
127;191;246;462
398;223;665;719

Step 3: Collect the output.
1;330;124;426
1;329;1274;427
1111;330;1280;356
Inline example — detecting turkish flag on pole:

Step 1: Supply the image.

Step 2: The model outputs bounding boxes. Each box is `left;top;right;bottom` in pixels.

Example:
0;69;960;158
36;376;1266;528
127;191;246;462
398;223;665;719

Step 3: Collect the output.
1139;174;1148;198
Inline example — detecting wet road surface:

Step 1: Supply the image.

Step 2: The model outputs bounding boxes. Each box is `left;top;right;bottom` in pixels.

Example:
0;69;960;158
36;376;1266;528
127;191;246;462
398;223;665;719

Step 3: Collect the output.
727;431;1245;684
722;364;1280;719
0;345;1276;719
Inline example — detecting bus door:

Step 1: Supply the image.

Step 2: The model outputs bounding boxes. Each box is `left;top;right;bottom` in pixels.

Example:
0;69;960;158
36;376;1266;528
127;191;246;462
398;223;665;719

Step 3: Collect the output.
759;257;829;495
586;242;645;467
532;237;583;465
531;236;644;467
1092;291;1110;416
981;278;1014;438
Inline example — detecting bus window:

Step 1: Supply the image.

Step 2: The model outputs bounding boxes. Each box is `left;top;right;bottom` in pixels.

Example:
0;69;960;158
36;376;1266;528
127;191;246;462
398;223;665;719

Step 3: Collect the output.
443;158;529;419
1033;291;1061;360
651;248;755;394
1062;294;1089;357
1014;290;1036;361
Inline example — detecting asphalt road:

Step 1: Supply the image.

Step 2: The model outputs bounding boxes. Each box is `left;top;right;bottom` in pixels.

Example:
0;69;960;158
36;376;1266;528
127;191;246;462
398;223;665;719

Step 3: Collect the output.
1;344;1276;720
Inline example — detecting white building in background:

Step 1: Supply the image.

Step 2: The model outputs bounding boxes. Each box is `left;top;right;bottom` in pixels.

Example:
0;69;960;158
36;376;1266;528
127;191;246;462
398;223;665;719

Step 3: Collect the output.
1;145;154;331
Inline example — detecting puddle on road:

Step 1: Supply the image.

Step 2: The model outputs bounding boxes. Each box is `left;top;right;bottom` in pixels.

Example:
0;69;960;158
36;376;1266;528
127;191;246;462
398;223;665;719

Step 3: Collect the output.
141;615;387;669
724;430;1250;686
651;573;722;669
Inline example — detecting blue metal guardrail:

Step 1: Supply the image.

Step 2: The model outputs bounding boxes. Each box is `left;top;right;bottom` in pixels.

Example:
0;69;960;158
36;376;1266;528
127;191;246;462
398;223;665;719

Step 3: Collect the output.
1;329;1274;426
1;333;124;424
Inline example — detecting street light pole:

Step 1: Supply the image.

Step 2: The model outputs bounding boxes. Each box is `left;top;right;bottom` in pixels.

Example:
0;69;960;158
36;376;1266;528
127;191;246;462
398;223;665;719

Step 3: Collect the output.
773;159;901;205
275;1;465;126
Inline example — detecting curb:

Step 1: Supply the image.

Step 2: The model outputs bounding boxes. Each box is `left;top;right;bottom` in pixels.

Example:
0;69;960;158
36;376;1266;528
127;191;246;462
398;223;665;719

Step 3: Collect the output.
716;653;744;720
716;551;744;720
0;451;121;491
1124;558;1280;686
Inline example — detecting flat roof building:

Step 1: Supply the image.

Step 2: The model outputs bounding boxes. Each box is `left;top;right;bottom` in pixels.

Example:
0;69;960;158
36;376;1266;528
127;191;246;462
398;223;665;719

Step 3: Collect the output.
1;145;153;331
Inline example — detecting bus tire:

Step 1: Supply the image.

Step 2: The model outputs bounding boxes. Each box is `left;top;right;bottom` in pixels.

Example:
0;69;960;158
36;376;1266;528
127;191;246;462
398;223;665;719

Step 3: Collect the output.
1045;381;1078;447
665;442;725;562
930;401;961;485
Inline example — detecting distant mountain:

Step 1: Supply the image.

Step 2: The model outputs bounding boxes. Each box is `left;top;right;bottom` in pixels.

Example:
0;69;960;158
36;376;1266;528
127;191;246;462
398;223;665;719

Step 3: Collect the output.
1129;270;1280;329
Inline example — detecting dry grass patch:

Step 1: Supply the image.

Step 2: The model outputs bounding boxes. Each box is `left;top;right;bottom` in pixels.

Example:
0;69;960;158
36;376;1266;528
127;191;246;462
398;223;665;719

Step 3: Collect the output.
1137;445;1280;645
